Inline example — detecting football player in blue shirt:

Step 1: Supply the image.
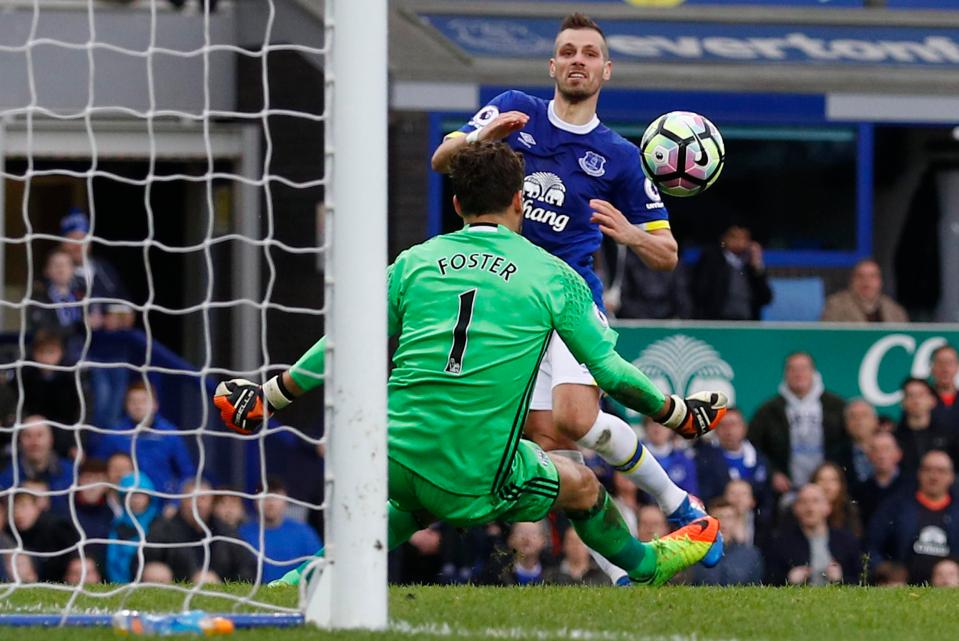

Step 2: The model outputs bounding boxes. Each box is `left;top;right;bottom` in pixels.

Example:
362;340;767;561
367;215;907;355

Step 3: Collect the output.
432;13;723;579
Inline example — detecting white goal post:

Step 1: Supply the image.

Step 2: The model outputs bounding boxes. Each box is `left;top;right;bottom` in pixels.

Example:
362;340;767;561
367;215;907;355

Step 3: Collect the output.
306;0;389;630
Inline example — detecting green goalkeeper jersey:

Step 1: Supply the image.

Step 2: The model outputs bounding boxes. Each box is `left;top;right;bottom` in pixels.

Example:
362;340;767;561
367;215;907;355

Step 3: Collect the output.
290;223;666;497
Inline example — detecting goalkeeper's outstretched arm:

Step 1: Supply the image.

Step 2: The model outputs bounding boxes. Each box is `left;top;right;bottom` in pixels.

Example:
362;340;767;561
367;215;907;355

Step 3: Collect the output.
213;336;325;435
215;262;404;434
286;335;326;395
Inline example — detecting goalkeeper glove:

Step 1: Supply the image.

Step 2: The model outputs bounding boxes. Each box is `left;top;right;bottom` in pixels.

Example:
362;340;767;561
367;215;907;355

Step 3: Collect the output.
213;376;294;435
659;391;728;440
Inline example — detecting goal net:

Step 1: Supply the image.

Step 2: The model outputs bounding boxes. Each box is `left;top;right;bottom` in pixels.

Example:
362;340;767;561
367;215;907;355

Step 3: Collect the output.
0;0;386;630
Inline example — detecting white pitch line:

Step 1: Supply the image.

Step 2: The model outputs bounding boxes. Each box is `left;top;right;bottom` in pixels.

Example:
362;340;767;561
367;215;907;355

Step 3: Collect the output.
391;621;747;641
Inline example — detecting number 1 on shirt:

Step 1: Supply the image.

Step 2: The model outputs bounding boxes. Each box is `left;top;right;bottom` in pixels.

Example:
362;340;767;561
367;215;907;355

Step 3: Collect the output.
445;289;476;375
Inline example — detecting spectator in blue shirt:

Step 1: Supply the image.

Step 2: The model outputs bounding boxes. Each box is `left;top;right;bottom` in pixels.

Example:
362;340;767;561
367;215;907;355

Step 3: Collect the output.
86;381;196;503
692;440;731;505
0;416;75;515
712;408;774;535
58;208;133;330
715;409;771;485
238;477;322;583
641;417;698;497
59;208;136;428
106;472;160;583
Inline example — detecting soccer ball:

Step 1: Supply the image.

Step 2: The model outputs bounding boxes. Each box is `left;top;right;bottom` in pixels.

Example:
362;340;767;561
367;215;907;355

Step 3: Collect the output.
640;111;724;197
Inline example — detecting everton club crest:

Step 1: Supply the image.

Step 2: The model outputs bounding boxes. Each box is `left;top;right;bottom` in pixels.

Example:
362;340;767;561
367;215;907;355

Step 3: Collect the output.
578;151;606;177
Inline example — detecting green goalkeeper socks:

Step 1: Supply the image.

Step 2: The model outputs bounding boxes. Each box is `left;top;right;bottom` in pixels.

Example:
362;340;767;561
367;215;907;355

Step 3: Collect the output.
566;488;656;582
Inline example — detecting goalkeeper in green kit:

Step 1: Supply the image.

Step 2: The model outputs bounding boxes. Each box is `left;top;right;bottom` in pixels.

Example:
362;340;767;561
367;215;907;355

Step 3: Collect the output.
214;142;727;587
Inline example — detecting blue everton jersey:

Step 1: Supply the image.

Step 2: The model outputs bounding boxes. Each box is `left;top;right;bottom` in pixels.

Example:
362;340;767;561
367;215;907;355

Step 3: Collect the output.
453;90;669;309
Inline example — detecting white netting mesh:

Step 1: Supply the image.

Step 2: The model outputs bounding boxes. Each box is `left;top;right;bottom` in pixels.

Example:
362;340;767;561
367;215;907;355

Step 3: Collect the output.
0;0;328;619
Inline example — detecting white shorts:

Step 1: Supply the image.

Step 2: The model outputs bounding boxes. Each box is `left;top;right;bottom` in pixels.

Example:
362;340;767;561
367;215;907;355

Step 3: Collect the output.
529;332;596;411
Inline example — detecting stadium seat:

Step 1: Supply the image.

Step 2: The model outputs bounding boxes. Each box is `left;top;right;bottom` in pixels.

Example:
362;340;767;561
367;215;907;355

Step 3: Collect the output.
760;277;826;322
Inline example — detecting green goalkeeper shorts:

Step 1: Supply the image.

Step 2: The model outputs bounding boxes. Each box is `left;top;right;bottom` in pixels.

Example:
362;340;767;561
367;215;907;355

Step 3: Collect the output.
388;439;560;526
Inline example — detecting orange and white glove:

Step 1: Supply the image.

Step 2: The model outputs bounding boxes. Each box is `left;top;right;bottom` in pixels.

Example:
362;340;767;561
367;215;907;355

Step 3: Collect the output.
659;391;728;440
213;376;293;435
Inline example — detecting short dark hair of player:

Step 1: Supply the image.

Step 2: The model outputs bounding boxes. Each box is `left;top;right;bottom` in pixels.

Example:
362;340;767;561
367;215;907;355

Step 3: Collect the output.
448;141;525;217
557;12;609;59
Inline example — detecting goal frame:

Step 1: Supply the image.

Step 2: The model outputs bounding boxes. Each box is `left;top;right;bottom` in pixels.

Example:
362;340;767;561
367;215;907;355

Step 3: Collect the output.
303;0;389;631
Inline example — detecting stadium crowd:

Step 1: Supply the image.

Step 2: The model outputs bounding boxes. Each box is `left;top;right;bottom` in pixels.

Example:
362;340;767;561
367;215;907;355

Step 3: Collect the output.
389;344;959;588
0;209;957;588
0;209;323;586
605;222;910;323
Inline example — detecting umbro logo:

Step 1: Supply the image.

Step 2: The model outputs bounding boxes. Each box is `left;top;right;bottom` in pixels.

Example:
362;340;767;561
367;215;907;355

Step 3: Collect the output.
518;132;536;148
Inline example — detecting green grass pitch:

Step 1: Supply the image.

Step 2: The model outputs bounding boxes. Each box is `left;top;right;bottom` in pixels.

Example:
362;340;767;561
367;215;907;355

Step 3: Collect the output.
0;584;957;640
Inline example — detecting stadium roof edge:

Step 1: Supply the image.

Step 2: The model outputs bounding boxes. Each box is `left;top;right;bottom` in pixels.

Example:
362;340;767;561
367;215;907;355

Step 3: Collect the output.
397;0;959;28
389;0;959;95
